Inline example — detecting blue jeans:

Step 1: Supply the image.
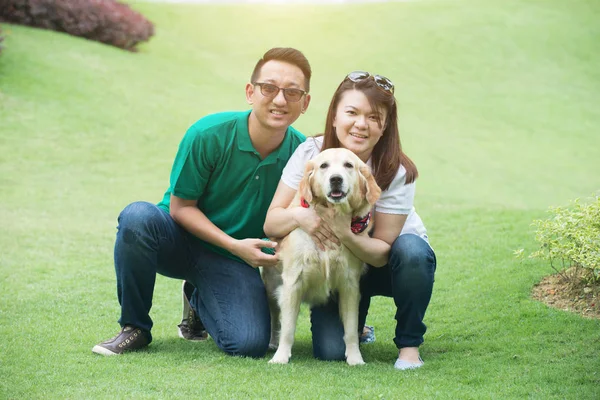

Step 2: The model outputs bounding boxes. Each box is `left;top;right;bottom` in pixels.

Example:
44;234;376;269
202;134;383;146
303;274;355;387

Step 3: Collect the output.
310;234;437;360
113;201;270;357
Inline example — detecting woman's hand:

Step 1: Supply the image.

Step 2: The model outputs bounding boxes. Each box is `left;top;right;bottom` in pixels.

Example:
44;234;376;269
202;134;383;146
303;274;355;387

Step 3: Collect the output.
294;206;340;251
314;204;352;244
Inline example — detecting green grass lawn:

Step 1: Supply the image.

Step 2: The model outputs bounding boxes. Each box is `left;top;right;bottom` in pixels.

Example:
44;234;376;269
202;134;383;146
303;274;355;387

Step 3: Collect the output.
1;0;599;398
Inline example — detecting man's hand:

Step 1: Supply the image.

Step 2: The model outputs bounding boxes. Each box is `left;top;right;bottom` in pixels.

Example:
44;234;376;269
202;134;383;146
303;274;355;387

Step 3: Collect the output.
230;239;279;268
294;206;340;251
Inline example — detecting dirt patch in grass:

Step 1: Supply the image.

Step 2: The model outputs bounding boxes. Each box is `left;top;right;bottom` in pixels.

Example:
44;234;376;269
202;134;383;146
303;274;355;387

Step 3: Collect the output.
532;268;599;319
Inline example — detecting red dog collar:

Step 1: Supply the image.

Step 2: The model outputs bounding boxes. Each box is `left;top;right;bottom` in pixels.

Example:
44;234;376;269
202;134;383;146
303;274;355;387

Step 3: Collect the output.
351;212;371;234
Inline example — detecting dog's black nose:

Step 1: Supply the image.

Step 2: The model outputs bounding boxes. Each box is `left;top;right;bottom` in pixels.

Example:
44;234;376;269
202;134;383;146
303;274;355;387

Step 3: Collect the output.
330;175;343;186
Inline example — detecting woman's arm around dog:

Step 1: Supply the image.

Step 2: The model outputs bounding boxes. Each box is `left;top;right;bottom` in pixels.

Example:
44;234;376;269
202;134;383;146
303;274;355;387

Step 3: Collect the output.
322;210;406;267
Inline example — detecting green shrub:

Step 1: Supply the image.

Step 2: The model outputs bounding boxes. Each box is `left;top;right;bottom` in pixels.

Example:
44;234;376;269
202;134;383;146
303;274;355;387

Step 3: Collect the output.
523;194;600;284
0;25;4;55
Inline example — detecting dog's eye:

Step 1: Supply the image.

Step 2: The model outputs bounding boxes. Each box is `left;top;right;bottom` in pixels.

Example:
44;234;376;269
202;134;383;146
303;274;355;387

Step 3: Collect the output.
319;162;329;169
344;162;353;168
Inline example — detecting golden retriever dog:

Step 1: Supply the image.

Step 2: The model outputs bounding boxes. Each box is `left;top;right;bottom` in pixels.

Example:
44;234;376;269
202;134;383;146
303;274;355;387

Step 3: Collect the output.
263;148;381;365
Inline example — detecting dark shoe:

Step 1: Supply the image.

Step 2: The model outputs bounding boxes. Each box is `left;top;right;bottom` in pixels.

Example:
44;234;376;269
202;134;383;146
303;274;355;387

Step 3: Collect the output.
178;281;208;341
92;326;150;356
359;325;376;344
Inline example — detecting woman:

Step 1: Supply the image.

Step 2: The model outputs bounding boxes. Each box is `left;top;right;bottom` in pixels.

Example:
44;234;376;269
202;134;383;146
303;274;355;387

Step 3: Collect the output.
263;71;436;370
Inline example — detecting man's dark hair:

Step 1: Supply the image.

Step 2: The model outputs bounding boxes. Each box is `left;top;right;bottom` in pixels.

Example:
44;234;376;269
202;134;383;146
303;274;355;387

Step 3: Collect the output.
250;47;312;93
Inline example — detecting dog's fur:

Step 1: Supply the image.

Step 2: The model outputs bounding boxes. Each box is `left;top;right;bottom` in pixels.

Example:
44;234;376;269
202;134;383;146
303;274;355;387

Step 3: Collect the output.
262;148;381;365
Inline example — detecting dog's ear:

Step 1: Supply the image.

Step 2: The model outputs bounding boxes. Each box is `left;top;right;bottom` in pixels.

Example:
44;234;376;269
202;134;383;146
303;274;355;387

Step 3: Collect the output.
298;160;316;203
359;164;382;206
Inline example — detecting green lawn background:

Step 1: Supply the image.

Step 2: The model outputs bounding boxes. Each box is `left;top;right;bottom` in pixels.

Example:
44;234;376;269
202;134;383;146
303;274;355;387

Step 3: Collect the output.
1;0;599;398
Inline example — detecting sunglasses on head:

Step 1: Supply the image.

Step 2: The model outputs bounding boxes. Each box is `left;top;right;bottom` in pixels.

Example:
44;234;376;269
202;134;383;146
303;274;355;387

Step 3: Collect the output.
252;82;307;103
345;71;395;94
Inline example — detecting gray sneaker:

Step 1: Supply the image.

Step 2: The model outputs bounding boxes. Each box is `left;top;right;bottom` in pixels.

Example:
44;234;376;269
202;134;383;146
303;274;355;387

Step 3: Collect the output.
178;281;208;341
92;326;149;356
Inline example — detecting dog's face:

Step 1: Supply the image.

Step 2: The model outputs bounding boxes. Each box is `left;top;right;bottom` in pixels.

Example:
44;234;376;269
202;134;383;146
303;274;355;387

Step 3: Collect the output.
298;148;381;215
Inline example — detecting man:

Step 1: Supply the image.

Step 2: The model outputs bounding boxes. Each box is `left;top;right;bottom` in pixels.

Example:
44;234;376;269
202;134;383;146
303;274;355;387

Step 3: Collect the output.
92;47;312;357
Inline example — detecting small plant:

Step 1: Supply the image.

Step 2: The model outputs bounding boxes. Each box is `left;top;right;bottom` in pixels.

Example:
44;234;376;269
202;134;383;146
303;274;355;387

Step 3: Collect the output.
0;0;154;52
523;194;600;285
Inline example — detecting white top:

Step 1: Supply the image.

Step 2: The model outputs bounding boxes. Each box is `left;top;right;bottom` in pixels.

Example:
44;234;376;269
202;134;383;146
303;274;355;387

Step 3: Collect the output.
281;137;428;241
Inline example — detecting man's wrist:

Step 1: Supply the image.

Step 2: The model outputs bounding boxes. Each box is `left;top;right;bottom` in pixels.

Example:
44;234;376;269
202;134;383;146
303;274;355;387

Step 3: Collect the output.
223;237;238;255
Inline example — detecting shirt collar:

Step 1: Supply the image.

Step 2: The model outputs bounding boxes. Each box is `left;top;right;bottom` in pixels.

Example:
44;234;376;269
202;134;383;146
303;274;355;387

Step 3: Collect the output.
237;110;294;163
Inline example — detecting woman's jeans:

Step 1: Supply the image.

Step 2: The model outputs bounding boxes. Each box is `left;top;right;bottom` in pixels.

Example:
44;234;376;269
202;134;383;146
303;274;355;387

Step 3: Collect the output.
113;201;270;357
310;234;437;360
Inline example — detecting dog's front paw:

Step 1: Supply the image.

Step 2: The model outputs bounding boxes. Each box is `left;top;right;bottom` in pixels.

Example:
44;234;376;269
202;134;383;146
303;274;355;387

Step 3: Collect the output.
269;349;291;364
346;353;365;366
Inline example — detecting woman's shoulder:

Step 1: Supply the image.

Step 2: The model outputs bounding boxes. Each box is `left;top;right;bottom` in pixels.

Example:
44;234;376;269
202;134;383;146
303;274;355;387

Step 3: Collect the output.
294;135;323;159
302;135;323;150
384;164;409;192
376;163;415;215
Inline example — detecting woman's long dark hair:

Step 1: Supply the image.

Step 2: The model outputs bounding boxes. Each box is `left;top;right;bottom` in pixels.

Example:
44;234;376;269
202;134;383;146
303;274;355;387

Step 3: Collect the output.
319;77;417;191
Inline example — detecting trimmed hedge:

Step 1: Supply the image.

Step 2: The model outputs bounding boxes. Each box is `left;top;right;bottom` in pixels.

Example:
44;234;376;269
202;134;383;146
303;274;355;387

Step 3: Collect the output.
0;0;154;51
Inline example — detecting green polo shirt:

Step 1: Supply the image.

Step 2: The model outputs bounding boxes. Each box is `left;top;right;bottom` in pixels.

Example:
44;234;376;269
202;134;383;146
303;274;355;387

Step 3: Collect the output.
157;110;305;263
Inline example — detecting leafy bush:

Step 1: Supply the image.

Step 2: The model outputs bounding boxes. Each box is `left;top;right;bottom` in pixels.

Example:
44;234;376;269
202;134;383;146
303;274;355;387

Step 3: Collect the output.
0;0;154;51
0;25;4;55
522;195;600;284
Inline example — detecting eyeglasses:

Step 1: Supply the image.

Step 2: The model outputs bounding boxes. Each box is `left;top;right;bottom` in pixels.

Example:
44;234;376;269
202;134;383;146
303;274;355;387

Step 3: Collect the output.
252;82;307;103
345;71;395;94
